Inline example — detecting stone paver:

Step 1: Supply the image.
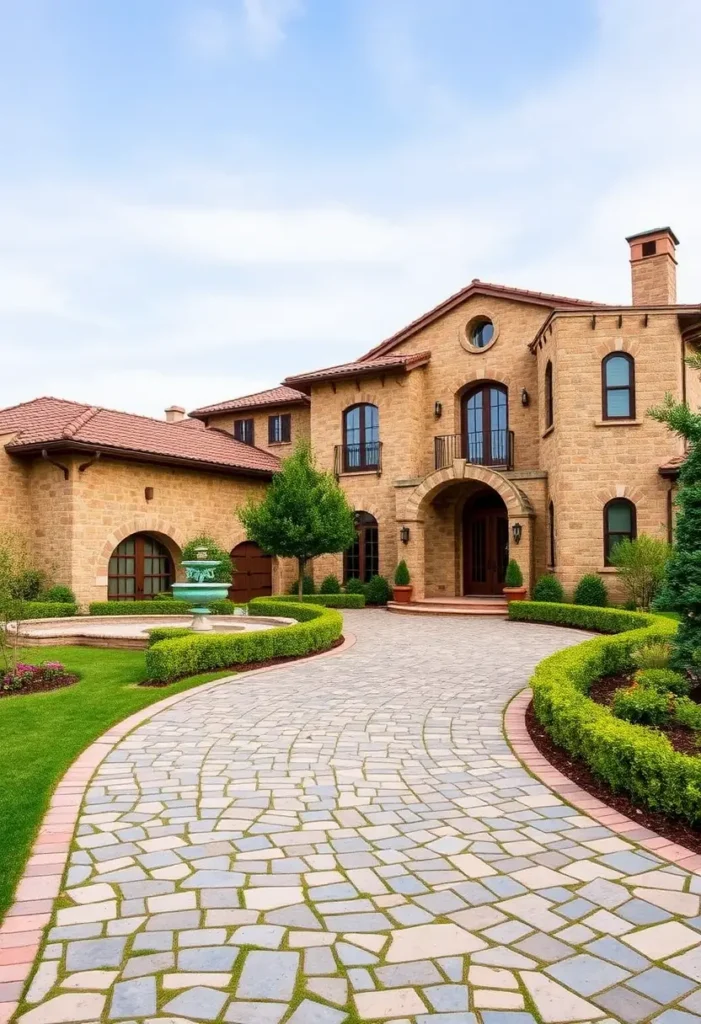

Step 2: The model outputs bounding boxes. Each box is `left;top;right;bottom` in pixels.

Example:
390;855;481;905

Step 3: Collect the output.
13;610;701;1023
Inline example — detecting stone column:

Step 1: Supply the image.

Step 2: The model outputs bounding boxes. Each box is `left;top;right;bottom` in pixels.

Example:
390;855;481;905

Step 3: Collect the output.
397;520;425;600
508;513;535;596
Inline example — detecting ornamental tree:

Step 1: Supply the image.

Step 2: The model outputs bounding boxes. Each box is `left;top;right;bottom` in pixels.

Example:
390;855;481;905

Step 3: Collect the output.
650;371;701;669
237;442;356;600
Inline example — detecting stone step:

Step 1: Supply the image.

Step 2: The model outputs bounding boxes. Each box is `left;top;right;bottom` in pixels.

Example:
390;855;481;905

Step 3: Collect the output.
387;598;508;617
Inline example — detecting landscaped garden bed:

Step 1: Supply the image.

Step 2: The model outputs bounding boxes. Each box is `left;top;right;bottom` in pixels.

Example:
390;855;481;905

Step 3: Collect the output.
0;660;78;698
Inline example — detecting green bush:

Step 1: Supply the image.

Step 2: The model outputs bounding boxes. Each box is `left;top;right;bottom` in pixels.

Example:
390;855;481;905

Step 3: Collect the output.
320;575;342;594
612;685;671;726
147;626;193;646
674;697;701;731
15;601;78;620
504;559;523;588
365;575;391;606
146;599;342;682
209;600;246;615
10;569;46;601
608;534;671;612
508;601;652;634
635;668;690;696
533;575;564;603
42;584;76;604
344;577;366;595
287;574;316;595
394;560;411;586
631;641;672;670
182;535;233;583
573;574;608;607
273;593;365;608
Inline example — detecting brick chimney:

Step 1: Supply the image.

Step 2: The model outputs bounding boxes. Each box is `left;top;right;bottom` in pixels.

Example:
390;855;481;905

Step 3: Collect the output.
165;405;186;423
626;227;679;306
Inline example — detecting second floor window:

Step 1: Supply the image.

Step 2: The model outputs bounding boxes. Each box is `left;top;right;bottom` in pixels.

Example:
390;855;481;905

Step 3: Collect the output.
234;418;254;445
343;403;379;471
545;360;554;429
268;413;291;444
602;353;635;419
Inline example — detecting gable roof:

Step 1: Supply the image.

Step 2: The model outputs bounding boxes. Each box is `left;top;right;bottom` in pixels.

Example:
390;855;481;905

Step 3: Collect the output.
284;351;431;392
360;279;603;361
0;397;280;476
190;385;309;419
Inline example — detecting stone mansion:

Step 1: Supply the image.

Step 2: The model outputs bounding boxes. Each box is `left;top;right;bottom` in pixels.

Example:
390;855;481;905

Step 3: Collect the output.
1;227;697;607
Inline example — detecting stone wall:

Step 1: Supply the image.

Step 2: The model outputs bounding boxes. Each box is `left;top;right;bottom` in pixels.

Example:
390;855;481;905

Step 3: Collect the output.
206;404;310;457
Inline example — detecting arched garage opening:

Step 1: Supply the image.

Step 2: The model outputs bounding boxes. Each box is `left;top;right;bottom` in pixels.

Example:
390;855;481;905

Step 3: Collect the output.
229;541;272;602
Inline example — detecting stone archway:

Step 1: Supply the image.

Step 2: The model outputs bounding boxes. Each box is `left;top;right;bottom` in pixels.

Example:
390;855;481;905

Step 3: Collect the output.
95;517;186;590
397;462;535;599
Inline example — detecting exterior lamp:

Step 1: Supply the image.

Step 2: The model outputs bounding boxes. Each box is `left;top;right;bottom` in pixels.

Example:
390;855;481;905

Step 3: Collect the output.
521;388;530;406
195;545;209;560
400;526;410;544
434;401;443;418
511;522;523;545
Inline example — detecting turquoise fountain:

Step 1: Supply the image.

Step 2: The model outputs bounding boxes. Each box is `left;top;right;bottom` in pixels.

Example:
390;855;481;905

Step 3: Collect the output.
171;546;230;632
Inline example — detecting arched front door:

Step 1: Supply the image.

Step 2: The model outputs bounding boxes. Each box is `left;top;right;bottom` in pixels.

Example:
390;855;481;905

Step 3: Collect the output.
461;383;509;467
463;490;509;595
229;541;272;602
108;533;173;600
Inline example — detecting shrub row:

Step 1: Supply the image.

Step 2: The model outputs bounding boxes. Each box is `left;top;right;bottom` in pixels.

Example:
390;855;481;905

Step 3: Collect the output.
518;602;701;823
145;599;343;682
508;601;653;634
13;601;78;620
272;593;365;609
88;600;244;616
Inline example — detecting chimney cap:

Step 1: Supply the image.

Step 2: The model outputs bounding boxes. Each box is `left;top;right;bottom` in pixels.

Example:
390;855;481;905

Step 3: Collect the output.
626;226;679;246
165;405;186;423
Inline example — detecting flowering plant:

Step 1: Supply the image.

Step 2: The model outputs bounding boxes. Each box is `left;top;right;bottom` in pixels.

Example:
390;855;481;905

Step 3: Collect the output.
1;660;74;695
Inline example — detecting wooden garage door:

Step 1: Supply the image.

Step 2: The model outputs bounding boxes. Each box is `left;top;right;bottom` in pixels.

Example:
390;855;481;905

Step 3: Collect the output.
229;541;272;602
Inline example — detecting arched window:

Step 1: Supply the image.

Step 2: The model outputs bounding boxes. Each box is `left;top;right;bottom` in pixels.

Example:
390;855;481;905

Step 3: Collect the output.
461;383;510;468
548;500;556;567
545;361;554;429
343;404;380;471
602;353;635;420
344;512;378;583
604;499;636;564
108;533;173;600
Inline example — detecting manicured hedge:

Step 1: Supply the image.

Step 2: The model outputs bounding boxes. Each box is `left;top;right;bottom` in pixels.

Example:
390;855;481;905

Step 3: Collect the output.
508;601;653;633
145;600;343;682
271;594;365;609
146;626;194;646
14;602;78;619
89;600;245;616
517;602;701;823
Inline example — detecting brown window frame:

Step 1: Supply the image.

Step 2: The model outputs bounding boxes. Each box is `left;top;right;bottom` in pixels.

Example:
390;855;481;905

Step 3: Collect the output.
602;352;635;420
268;412;291;444
604;498;637;565
548;500;556;567
234;418;255;445
342;403;380;471
344;511;379;583
545;360;554;429
108;533;173;601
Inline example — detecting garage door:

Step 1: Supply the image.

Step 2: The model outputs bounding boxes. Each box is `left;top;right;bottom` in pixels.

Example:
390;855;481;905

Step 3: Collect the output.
229;541;273;602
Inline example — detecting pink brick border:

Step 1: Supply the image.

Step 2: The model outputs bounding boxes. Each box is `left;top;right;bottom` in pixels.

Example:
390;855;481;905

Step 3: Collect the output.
504;687;701;879
0;632;357;1023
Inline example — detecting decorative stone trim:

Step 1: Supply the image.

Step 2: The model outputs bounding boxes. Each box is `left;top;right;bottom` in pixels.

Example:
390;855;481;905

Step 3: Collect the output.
0;633;357;1023
404;463;534;521
504;688;701;876
595;483;647;507
594;336;641;360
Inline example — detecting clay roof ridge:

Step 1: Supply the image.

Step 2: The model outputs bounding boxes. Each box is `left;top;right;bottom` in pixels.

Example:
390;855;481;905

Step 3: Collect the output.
62;406;100;439
190;385;310;417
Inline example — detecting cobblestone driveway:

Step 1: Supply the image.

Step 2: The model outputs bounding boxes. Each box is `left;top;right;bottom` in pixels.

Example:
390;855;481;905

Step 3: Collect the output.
17;611;701;1024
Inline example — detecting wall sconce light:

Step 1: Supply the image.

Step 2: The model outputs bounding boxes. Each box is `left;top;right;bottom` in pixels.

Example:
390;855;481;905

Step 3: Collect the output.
511;522;523;544
434;401;442;418
521;388;530;407
400;526;410;544
144;487;154;502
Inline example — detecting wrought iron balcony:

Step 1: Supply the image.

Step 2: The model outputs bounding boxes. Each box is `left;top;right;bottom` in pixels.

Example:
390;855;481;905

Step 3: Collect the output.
334;441;382;476
434;431;514;472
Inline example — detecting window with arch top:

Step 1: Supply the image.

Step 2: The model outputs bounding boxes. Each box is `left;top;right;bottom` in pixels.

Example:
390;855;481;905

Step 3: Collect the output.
604;498;636;564
344;511;379;583
343;403;379;471
545;360;554;429
602;353;635;420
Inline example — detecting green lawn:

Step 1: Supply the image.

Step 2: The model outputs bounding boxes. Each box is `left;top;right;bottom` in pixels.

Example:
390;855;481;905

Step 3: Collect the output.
0;646;230;923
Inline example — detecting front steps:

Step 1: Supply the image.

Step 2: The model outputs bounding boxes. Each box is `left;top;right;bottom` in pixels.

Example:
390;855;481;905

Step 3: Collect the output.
387;595;508;617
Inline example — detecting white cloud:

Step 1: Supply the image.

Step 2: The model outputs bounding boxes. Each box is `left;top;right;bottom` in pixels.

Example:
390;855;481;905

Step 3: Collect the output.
180;0;303;60
180;6;236;60
243;0;304;55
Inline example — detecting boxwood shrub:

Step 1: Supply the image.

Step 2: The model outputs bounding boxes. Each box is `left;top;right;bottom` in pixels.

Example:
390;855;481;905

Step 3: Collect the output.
145;599;343;682
89;600;244;616
14;601;78;619
519;602;701;823
272;593;365;609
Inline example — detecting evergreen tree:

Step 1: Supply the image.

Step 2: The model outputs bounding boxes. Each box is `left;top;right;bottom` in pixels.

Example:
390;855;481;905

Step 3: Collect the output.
238;443;356;600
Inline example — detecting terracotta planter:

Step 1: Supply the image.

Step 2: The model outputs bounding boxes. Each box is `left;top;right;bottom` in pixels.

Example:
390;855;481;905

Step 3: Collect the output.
503;586;527;604
392;585;413;604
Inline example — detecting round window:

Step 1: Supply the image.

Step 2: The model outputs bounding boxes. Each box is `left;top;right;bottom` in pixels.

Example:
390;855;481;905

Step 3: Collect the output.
470;318;494;348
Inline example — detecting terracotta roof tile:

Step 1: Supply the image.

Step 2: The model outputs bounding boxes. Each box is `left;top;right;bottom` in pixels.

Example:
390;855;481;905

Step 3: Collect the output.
0;397;279;475
190;386;309;418
285;351;431;391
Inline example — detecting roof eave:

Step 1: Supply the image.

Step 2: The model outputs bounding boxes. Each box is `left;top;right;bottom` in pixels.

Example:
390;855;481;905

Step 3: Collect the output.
284;357;429;393
529;305;701;352
190;395;310;420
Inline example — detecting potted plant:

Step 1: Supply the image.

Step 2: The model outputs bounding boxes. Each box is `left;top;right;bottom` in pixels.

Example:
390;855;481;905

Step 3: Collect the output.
393;560;413;603
503;559;527;602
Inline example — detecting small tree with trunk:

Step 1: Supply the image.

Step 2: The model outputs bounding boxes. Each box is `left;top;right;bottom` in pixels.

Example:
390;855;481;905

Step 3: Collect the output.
0;532;36;674
238;442;356;600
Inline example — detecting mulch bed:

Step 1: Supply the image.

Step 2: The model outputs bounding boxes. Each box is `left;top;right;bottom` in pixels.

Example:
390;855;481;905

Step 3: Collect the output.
525;699;701;855
0;674;79;699
139;635;346;687
590;673;701;757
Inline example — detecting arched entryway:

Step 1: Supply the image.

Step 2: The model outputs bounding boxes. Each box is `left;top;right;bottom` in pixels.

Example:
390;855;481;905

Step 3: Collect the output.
229;542;272;602
108;533;174;600
344;511;379;583
462;489;509;595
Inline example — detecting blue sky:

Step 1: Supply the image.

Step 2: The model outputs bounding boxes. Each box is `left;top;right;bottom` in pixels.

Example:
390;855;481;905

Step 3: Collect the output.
1;0;700;416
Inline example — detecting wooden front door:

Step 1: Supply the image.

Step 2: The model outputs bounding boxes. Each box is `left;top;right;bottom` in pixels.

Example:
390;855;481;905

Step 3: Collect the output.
463;497;509;595
229;542;272;603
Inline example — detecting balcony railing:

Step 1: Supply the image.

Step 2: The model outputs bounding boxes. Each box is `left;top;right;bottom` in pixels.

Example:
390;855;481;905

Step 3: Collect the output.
334;441;383;476
434;430;514;471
